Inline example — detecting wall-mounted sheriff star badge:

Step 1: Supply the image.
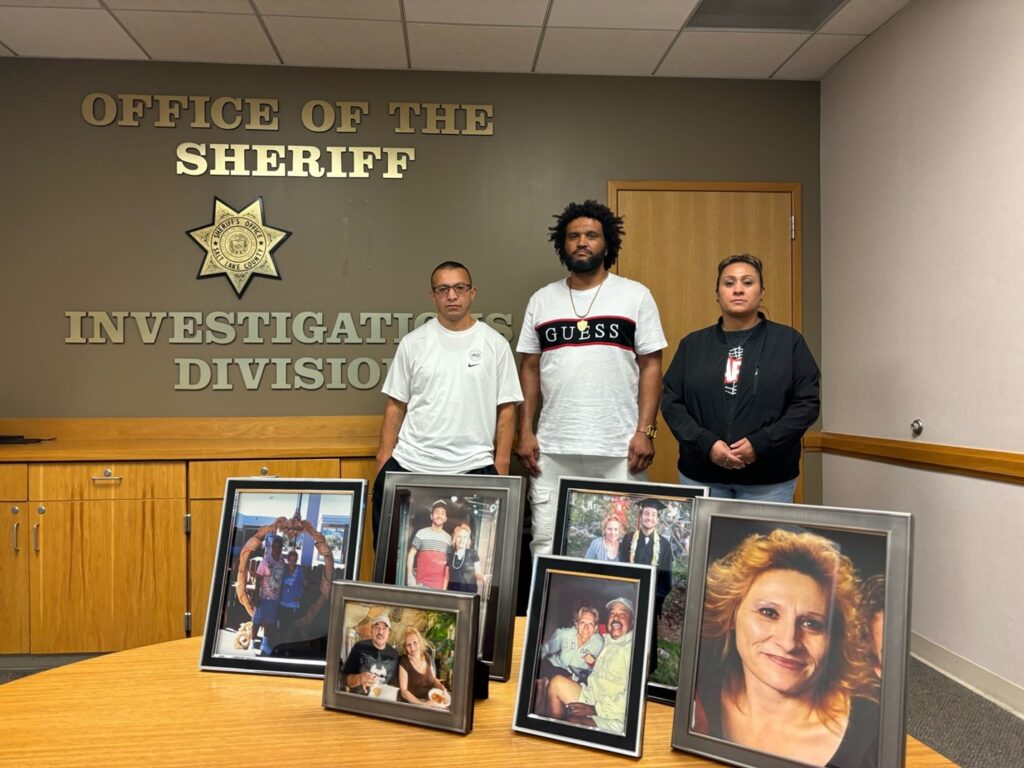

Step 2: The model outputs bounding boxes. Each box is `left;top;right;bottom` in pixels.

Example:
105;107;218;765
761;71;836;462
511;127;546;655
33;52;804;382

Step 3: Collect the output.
187;197;291;297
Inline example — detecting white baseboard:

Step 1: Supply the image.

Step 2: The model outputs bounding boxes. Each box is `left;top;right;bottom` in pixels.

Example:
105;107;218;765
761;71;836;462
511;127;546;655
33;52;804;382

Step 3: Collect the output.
911;632;1024;718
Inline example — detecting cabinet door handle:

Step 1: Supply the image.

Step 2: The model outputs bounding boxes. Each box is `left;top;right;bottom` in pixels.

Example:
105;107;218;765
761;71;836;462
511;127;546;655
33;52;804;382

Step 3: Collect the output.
11;522;18;553
33;522;40;552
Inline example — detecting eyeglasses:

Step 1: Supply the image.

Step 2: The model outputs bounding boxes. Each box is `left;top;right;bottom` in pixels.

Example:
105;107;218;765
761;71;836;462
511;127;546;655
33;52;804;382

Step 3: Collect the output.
431;283;472;296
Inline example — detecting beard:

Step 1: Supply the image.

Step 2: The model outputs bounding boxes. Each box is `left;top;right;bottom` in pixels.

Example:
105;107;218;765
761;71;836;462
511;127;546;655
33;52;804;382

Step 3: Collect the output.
564;247;605;273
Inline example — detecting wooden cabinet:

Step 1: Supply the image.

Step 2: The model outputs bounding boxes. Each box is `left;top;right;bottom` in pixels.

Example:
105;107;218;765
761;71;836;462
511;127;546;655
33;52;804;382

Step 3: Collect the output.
0;414;381;657
0;465;29;654
27;462;186;653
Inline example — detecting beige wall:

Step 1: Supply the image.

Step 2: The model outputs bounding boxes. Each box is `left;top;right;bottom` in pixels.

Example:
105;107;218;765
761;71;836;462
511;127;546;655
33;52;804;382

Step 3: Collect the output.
0;58;820;423
821;0;1024;708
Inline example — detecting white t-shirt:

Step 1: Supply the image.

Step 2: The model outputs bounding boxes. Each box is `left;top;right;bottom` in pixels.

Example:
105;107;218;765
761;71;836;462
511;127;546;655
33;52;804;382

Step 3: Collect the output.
516;273;667;456
383;319;523;473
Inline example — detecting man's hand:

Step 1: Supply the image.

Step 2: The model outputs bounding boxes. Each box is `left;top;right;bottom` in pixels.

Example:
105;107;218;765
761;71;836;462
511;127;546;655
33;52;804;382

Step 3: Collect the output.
515;429;541;477
564;701;598;725
374;450;392;475
495;456;510;475
627;431;655;474
349;671;377;691
710;440;744;470
729;437;757;465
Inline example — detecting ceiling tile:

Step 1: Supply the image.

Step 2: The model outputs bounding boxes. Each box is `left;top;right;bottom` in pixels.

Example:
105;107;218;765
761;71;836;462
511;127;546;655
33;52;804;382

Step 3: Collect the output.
0;7;145;58
0;41;12;55
658;29;807;78
536;27;675;76
256;0;401;21
408;23;539;72
548;0;700;31
107;0;251;12
820;0;911;35
773;32;864;79
266;16;406;69
404;0;548;26
0;0;99;6
113;10;277;64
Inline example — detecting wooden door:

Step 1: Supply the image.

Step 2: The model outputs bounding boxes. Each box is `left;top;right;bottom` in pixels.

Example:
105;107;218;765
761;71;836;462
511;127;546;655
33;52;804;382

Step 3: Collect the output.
30;499;186;653
609;181;802;486
0;503;31;654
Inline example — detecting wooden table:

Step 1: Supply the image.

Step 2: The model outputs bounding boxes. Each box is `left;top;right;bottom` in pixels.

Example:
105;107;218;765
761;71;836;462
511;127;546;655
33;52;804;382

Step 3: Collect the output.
0;620;956;767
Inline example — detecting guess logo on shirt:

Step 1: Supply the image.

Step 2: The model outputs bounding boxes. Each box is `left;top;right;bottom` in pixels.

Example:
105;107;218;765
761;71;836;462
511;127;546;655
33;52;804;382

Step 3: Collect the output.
535;317;636;352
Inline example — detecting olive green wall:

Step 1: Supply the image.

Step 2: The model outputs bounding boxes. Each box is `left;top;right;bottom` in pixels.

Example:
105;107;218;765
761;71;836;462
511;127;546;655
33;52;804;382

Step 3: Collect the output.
0;58;820;433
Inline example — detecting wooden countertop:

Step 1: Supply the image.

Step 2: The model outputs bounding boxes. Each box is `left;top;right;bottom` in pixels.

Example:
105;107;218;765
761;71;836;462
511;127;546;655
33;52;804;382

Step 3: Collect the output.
0;415;381;462
0;619;955;768
0;436;379;462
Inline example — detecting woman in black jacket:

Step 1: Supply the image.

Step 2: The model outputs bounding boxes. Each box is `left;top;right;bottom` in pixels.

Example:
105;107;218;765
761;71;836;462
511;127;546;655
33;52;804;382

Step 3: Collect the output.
662;254;819;501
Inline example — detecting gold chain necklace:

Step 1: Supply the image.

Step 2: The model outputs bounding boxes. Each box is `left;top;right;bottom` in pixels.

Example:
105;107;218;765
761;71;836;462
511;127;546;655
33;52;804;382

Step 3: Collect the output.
568;275;607;332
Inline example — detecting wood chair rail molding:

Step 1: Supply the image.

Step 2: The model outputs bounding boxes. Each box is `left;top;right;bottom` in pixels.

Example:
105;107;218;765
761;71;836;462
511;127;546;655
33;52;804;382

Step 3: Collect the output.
804;432;1024;485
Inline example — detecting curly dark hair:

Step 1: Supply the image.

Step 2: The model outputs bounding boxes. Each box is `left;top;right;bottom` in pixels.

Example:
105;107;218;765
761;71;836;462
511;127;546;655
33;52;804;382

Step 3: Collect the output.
548;200;625;270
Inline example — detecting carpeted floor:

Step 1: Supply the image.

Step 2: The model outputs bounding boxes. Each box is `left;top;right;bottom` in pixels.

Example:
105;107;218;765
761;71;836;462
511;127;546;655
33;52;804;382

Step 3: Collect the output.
904;658;1024;768
1;653;1022;766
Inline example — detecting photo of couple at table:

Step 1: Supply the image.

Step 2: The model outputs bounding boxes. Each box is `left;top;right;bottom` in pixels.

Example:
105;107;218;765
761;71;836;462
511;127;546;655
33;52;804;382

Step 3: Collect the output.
338;601;455;711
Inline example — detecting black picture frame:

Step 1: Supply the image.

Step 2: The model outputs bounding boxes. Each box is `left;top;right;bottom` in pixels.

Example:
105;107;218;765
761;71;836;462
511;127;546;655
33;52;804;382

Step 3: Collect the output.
513;555;655;758
200;477;366;678
672;497;913;768
373;472;525;681
323;582;478;735
551;476;708;703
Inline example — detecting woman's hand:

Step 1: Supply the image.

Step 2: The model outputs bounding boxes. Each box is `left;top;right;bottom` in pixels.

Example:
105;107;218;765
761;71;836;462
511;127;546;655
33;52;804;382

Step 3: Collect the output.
710;440;745;470
729;438;757;465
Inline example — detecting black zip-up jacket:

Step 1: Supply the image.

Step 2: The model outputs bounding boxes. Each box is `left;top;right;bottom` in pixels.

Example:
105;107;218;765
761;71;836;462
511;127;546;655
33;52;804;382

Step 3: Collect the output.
661;314;820;485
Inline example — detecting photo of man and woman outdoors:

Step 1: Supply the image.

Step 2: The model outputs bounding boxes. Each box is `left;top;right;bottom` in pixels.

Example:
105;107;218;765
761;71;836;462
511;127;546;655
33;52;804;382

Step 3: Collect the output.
377;485;503;659
690;517;888;768
209;486;358;665
337;601;456;712
554;479;705;694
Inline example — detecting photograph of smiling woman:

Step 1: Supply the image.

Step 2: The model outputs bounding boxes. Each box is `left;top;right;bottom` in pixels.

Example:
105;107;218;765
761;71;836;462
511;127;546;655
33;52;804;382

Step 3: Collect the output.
694;528;881;768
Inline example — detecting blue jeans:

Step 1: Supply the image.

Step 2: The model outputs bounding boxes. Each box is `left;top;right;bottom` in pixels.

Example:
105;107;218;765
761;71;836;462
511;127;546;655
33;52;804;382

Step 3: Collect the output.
679;472;797;503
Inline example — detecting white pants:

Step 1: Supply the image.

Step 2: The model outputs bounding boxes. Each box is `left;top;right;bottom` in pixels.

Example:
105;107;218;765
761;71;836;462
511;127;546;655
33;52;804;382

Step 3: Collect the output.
529;453;647;558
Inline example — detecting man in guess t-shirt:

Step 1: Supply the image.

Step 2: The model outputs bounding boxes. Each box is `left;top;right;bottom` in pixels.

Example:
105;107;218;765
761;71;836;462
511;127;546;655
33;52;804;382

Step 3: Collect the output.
516;200;667;557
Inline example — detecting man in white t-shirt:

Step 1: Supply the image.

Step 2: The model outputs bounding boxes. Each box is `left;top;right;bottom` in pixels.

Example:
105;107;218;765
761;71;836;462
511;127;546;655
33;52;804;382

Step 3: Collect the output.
516;201;667;556
373;261;523;543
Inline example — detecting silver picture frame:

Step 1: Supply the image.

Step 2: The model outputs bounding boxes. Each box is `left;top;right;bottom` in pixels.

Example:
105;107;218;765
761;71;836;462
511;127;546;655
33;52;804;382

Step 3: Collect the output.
672;497;913;768
200;476;366;678
513;555;655;758
323;581;478;735
551;475;708;704
373;472;525;681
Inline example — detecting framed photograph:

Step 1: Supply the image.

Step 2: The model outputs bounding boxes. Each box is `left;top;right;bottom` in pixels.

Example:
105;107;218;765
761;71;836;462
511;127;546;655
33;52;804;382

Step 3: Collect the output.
373;472;525;681
200;477;367;678
512;555;655;757
323;581;478;734
672;498;913;768
551;476;708;703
